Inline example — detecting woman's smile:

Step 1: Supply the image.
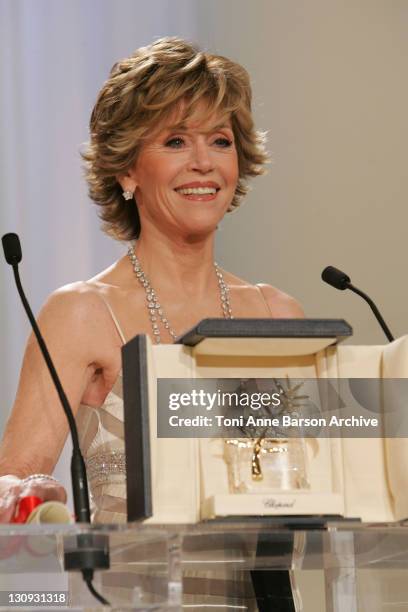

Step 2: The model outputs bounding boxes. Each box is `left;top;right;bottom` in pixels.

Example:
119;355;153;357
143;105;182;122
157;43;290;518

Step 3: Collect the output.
174;180;221;202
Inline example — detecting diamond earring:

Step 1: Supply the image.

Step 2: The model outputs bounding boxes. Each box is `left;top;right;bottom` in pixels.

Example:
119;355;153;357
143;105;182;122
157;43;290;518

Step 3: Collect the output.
122;190;134;201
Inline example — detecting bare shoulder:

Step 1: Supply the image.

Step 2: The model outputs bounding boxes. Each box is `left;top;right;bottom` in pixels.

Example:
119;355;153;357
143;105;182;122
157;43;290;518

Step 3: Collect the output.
40;281;109;327
256;283;305;318
35;281;115;357
222;270;304;318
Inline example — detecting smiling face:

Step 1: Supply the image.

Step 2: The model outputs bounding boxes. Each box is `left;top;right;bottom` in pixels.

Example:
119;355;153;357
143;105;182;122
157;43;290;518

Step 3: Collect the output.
122;106;239;239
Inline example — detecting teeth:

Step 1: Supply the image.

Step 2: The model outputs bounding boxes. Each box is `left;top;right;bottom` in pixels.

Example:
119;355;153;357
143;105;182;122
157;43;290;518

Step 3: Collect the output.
176;187;217;195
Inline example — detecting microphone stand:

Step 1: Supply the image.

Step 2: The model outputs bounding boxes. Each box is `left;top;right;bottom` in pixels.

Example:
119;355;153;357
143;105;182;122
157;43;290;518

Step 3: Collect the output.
347;283;394;342
2;234;110;606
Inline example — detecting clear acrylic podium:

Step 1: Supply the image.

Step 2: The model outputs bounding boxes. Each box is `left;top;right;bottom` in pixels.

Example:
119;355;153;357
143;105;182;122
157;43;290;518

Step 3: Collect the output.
2;520;408;611
4;320;407;610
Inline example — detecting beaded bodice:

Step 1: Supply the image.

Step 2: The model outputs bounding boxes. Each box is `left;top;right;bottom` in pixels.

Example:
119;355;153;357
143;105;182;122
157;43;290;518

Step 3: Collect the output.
76;373;127;523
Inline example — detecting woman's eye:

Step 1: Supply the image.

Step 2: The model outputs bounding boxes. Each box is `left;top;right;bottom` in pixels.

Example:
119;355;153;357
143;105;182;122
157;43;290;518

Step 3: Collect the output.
165;137;184;148
214;137;233;148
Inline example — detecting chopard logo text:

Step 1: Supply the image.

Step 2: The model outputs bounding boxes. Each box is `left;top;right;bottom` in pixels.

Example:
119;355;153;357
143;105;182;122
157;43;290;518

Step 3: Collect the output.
262;498;296;509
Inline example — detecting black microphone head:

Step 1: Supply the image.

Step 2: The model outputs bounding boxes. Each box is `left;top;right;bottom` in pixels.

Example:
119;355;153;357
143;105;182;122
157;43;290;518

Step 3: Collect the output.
321;266;351;290
2;233;22;265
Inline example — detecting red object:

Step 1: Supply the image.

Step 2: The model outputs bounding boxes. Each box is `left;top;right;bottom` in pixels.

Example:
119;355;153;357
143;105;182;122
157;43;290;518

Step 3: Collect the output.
0;498;46;560
11;496;43;523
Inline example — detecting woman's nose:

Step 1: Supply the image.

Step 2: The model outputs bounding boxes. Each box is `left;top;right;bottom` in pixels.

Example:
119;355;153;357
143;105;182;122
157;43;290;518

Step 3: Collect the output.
188;142;214;173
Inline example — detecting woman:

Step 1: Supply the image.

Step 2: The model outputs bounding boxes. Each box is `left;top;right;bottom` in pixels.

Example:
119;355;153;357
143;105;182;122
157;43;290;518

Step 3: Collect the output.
0;36;303;606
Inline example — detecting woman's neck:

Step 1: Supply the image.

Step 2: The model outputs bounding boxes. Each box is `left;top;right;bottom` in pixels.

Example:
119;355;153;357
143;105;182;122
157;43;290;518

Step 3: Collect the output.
134;228;219;299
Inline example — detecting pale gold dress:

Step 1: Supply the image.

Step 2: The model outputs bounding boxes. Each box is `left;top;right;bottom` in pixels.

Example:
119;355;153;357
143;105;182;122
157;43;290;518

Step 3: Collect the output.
75;294;258;610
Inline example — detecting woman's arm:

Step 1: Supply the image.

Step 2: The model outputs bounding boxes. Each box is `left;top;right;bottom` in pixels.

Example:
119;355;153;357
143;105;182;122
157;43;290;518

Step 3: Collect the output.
0;284;117;522
0;286;101;477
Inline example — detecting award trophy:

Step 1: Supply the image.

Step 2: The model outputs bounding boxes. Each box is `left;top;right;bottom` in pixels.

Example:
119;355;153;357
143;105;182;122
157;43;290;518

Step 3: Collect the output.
223;379;311;495
123;319;350;522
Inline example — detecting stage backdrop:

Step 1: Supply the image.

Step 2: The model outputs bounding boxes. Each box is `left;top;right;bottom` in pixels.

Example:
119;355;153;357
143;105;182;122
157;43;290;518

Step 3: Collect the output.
1;0;407;506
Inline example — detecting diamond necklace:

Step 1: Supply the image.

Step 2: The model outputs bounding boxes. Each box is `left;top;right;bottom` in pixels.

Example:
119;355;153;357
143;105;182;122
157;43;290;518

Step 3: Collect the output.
127;244;233;344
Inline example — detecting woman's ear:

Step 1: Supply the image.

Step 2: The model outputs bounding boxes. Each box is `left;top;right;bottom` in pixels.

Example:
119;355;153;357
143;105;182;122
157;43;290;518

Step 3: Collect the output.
116;171;137;194
116;170;138;201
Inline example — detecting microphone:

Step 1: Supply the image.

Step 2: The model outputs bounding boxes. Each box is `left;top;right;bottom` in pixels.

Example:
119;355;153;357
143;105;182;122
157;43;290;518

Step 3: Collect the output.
321;265;394;342
2;233;22;265
1;232;110;605
321;266;350;291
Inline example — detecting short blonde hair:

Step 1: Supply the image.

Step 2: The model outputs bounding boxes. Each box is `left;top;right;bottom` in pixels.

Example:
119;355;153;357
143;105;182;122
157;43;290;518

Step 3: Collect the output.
82;37;269;241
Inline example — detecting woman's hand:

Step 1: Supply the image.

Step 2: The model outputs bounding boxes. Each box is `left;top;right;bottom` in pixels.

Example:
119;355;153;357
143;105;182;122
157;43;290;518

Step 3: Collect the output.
0;475;67;523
